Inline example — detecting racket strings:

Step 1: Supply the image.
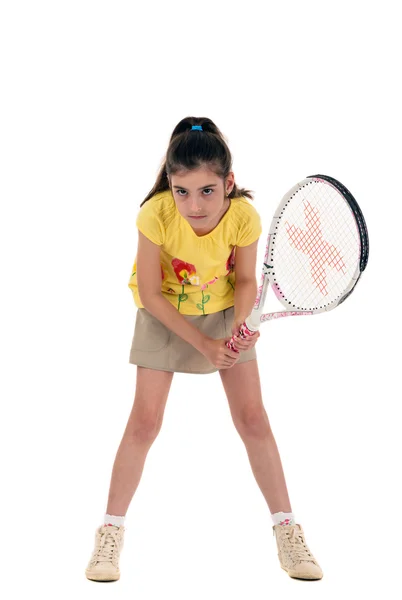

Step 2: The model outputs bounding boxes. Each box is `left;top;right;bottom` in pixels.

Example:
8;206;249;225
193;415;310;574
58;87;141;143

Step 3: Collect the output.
285;200;347;296
271;181;360;310
309;174;369;271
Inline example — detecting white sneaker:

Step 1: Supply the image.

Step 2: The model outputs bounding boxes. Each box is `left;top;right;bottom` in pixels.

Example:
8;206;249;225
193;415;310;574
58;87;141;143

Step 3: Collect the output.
85;524;125;582
273;523;323;580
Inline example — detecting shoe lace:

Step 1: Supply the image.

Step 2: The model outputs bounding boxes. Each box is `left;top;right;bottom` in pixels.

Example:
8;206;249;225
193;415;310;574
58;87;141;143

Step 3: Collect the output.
91;527;121;564
280;526;315;562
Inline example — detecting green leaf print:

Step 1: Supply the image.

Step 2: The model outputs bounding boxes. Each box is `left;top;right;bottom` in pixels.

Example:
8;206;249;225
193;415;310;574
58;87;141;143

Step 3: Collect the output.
178;285;188;312
198;290;207;314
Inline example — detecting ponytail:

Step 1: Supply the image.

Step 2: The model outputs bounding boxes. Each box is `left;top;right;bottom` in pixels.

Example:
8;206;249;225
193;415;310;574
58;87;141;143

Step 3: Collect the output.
140;116;254;206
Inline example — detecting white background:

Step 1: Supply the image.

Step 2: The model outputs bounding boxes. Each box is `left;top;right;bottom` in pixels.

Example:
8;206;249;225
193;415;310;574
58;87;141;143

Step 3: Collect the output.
1;1;401;598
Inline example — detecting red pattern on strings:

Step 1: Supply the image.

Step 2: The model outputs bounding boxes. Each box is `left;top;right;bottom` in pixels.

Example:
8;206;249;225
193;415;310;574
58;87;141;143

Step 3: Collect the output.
285;202;346;296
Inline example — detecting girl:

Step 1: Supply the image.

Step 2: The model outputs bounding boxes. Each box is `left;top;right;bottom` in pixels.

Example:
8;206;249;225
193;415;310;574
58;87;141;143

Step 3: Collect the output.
85;117;323;582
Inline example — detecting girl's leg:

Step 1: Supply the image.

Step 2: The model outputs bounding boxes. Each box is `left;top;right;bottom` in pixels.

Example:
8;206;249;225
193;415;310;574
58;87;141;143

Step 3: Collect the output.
219;359;292;514
106;366;174;516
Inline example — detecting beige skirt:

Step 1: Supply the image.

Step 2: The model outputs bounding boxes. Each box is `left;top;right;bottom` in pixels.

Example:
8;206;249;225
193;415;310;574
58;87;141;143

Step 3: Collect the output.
129;305;257;374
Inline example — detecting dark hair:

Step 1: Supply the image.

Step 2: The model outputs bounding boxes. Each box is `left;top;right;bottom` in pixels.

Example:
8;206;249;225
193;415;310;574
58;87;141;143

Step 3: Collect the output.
140;116;254;206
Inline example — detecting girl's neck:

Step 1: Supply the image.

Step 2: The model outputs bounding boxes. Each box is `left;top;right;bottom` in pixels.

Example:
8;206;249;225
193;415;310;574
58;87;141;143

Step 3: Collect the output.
191;198;231;236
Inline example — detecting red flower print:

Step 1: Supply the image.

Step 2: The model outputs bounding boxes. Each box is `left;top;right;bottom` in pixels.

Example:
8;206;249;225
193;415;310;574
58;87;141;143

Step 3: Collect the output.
171;258;198;311
226;246;236;275
171;258;197;284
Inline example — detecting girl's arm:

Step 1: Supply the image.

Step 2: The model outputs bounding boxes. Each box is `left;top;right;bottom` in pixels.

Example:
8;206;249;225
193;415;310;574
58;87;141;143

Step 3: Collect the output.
232;239;259;335
136;231;208;353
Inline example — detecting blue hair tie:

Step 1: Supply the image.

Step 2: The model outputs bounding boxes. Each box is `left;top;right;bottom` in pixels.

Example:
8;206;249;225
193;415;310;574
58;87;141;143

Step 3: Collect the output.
191;125;203;131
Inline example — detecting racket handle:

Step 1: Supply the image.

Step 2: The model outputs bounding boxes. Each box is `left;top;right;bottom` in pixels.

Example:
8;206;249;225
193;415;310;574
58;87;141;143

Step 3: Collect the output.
225;320;258;353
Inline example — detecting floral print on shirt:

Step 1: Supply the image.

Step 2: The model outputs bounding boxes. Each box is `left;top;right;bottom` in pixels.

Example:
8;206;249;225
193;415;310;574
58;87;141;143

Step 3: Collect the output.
197;277;218;314
132;250;236;314
170;250;238;314
171;258;198;311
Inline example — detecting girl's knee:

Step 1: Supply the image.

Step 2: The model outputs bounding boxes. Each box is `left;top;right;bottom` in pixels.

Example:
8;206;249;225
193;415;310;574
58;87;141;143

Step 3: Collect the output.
126;410;163;442
234;408;271;439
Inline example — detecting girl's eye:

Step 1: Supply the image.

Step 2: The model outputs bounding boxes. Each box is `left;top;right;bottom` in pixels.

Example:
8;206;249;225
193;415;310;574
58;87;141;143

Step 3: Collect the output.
176;188;213;197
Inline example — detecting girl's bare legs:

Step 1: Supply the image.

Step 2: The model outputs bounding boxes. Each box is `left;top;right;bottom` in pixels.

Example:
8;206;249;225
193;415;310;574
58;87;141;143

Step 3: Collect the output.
219;359;292;514
106;366;174;516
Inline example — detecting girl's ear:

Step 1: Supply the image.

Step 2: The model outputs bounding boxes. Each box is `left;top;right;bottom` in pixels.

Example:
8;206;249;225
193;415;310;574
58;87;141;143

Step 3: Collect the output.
226;171;235;194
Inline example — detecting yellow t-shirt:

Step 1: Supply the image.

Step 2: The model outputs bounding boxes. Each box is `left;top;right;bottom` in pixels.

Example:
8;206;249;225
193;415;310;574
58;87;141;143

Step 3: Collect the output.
128;190;262;315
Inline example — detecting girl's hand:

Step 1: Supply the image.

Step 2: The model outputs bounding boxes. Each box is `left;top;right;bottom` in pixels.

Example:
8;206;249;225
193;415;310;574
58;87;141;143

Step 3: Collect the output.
201;337;241;370
231;317;260;352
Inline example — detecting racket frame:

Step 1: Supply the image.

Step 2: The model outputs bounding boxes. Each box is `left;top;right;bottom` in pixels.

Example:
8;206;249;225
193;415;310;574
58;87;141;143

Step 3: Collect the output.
241;175;369;336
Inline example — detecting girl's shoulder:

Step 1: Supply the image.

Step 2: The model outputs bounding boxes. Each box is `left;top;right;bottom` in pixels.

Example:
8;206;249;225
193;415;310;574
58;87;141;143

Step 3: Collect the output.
229;195;261;223
227;196;262;246
140;189;174;209
136;190;177;245
138;190;176;224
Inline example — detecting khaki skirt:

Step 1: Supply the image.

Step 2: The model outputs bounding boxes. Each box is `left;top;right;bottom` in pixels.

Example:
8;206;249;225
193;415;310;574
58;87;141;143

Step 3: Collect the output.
129;305;257;374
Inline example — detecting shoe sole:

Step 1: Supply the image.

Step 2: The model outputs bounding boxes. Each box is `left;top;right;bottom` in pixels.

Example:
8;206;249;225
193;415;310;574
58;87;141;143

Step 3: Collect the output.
85;570;120;582
281;565;323;580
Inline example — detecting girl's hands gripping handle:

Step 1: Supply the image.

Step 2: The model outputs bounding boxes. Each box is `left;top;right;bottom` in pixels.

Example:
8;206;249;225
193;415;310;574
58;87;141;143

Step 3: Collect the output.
225;319;260;353
201;337;241;370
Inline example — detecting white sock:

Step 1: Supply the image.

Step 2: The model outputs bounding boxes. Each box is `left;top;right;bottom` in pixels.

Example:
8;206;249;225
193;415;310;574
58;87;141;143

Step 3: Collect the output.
104;513;126;528
271;511;296;526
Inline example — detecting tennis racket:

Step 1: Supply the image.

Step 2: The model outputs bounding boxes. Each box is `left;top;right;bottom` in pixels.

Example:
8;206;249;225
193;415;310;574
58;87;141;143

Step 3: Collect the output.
226;174;369;352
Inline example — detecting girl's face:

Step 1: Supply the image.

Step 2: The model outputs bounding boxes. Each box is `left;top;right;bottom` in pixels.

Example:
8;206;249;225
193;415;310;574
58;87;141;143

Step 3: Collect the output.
169;166;235;233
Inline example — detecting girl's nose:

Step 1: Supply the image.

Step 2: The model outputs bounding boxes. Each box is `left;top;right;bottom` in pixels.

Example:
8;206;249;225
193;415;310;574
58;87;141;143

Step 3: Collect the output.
191;197;202;212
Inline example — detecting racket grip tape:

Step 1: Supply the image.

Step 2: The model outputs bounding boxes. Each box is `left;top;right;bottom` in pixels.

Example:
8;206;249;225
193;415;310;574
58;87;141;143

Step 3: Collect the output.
225;321;257;353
